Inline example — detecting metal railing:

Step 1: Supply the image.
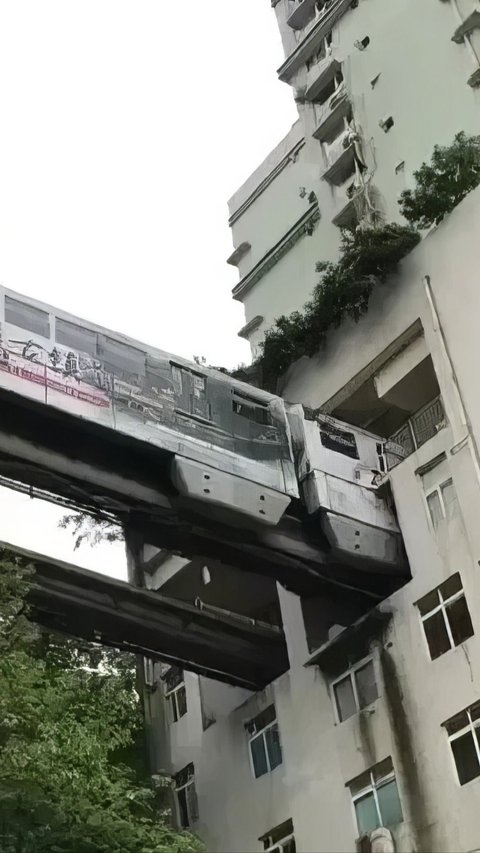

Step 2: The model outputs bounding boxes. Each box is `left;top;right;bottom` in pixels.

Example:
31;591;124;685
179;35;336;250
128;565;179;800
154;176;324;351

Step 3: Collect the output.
385;397;447;470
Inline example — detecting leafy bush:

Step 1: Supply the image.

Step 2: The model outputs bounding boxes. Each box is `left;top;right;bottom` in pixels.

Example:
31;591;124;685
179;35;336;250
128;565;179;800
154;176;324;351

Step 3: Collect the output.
0;550;203;853
399;132;480;229
259;224;420;389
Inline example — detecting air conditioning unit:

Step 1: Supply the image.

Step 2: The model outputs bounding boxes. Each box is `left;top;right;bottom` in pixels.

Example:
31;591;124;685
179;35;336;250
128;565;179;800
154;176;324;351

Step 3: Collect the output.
356;827;395;853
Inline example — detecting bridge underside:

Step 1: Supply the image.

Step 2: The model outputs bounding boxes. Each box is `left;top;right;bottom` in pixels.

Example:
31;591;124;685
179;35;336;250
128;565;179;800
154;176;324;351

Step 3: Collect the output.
1;541;289;690
0;388;408;599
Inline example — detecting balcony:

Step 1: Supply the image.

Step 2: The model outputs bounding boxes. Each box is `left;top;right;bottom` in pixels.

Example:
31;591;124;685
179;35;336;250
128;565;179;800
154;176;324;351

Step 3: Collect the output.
332;179;360;228
385;397;447;470
278;0;356;83
322;134;355;185
305;55;341;101
287;0;351;32
452;9;480;43
312;83;350;141
287;0;317;31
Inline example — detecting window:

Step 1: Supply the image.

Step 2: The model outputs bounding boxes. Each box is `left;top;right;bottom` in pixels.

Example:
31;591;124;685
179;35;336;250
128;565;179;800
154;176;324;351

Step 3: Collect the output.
417;573;474;660
426;478;459;528
444;701;480;785
332;657;378;722
261;819;296;853
98;336;145;382
354;36;370;50
5;297;50;338
349;758;403;835
163;666;187;722
246;705;282;779
232;392;272;425
143;657;157;688
320;425;359;459
174;763;198;828
56;317;98;357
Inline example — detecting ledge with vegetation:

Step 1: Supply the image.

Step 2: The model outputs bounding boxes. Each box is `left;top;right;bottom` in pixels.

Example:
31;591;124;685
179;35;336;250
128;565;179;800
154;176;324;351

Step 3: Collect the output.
254;132;480;391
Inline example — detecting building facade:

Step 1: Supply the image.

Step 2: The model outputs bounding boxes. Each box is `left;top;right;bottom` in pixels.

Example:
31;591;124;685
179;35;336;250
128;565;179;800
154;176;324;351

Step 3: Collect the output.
139;2;480;851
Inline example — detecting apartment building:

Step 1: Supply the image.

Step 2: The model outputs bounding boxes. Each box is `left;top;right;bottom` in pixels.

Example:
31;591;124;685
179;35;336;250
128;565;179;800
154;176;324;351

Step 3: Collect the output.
229;0;480;354
138;1;480;851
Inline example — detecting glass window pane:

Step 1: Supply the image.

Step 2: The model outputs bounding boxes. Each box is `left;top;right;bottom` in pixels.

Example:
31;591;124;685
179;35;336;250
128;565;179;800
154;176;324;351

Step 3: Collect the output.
355;661;378;710
417;588;440;617
177;685;188;719
441;479;459;521
377;779;403;827
445;709;469;736
373;758;394;783
423;610;451;659
250;733;268;778
177;788;189;828
56;317;98;356
447;596;474;647
440;573;462;600
253;704;276;733
100;336;145;381
5;297;50;338
427;491;443;527
334;675;357;722
451;731;480;785
169;694;179;723
349;770;371;798
470;702;480;724
186;782;199;823
355;792;379;834
265;724;283;772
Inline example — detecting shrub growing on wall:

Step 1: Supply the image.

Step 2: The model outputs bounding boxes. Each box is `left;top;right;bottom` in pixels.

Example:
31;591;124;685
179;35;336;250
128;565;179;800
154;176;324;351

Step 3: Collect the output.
258;224;420;390
399;132;480;229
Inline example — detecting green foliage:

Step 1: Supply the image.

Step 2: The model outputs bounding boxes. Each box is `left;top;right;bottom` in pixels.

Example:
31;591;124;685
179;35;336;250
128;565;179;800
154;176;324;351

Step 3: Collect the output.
0;550;202;853
59;511;124;550
259;223;420;389
399;131;480;229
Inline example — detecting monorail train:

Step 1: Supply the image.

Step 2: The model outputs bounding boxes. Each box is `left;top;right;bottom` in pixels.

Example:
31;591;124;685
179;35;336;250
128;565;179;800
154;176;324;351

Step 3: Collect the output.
0;287;405;573
0;287;296;499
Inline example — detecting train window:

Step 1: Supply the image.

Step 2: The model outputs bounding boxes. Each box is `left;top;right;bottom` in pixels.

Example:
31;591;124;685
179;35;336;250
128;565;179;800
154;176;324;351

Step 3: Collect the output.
98;337;145;381
5;297;50;338
56;317;98;357
171;365;183;394
320;427;359;459
232;393;272;426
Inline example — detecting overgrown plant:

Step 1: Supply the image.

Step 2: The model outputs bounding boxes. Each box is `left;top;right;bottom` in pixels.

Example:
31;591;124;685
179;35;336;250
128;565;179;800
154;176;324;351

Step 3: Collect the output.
399;131;480;229
0;548;203;853
59;511;123;550
258;223;420;389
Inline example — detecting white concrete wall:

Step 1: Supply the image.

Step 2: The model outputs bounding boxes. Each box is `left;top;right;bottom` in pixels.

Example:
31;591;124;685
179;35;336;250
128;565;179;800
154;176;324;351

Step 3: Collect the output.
231;0;480;353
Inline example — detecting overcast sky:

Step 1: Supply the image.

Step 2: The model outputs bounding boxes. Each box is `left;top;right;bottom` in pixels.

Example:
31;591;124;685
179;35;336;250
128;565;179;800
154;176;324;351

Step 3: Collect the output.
0;1;296;576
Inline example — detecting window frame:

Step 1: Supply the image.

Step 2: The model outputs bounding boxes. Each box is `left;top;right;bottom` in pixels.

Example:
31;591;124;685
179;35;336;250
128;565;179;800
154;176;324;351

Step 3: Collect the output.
174;765;198;828
417;574;472;660
5;296;51;339
424;476;458;529
349;759;402;835
445;704;480;786
165;679;187;723
247;709;282;779
264;832;296;853
331;655;379;724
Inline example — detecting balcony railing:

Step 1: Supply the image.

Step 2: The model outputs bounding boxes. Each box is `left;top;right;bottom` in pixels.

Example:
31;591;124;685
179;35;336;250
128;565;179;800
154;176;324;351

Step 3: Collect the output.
312;83;349;141
305;54;340;101
385;397;447;470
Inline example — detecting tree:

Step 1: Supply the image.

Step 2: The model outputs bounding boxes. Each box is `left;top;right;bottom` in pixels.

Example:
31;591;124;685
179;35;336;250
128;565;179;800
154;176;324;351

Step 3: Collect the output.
259;223;420;389
59;511;123;550
0;548;203;853
399;132;480;229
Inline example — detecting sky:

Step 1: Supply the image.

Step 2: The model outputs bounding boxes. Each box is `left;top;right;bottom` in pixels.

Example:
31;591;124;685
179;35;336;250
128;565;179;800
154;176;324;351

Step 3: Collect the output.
0;1;296;577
